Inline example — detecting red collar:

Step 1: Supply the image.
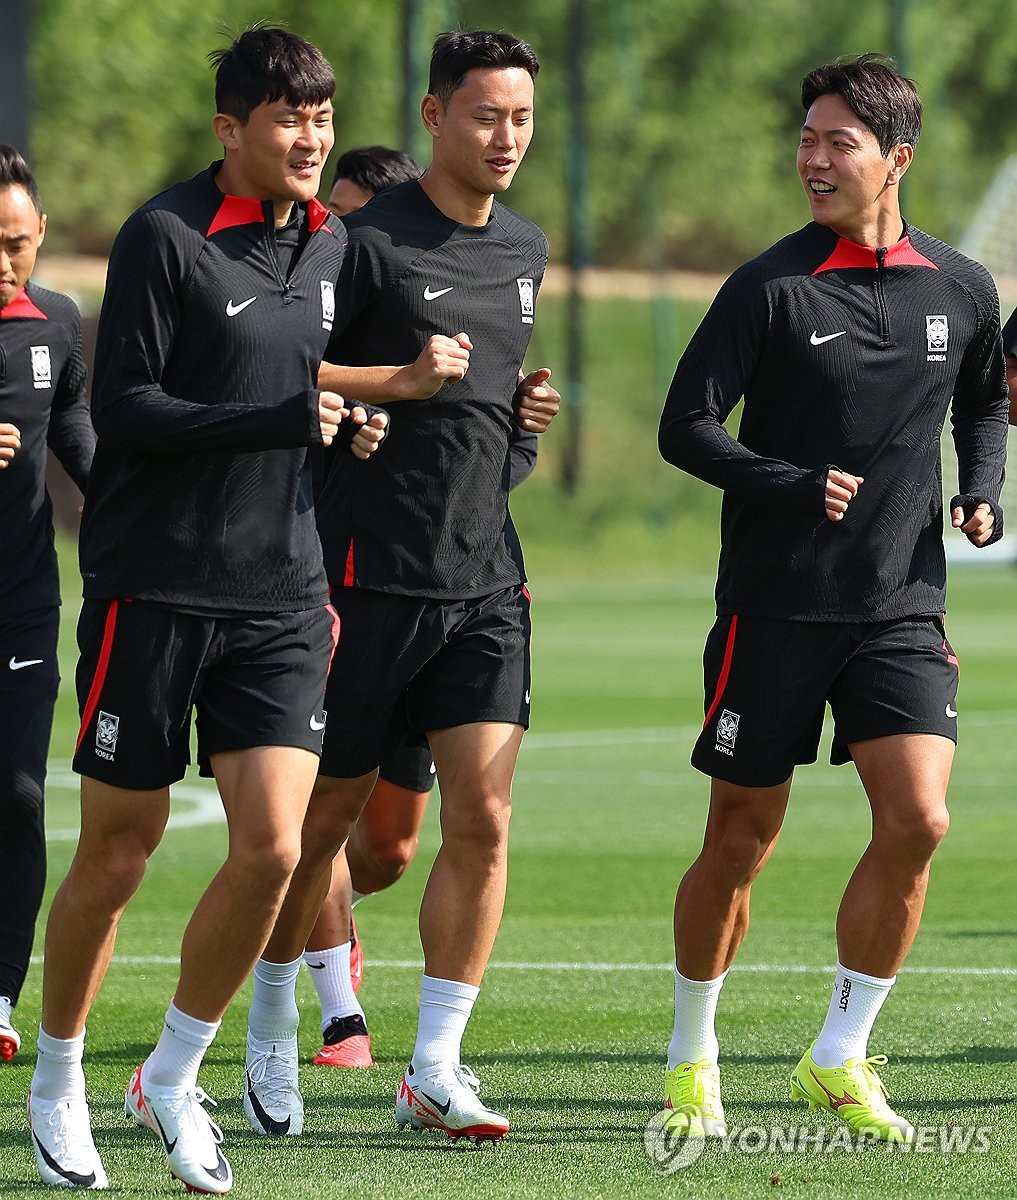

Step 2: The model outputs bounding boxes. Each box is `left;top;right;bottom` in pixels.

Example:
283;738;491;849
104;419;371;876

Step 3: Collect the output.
0;288;48;319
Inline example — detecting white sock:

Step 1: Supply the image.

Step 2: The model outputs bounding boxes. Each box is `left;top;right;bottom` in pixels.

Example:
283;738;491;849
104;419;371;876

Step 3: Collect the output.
811;961;895;1068
248;957;302;1042
411;975;479;1071
33;1027;87;1102
304;942;364;1032
351;889;369;908
145;1002;220;1089
667;968;727;1069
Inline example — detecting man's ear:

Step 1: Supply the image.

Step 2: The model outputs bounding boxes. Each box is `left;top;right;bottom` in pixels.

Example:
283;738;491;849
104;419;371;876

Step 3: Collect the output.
420;93;443;137
212;112;242;152
887;141;913;185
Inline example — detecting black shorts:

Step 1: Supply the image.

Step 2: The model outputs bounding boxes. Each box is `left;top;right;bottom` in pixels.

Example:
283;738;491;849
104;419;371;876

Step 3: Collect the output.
379;736;437;793
692;614;960;788
72;600;339;790
0;607;61;796
320;585;531;779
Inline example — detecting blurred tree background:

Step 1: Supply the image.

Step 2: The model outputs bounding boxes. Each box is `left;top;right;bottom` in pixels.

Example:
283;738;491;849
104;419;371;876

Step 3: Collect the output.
21;0;1017;573
27;0;1017;266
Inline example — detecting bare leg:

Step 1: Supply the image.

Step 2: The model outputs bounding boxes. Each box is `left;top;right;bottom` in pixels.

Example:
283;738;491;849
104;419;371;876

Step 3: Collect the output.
263;771;376;964
41;777;170;1038
172;745;320;1021
419;722;521;985
674;776;791;980
347;779;431;893
838;733;952;976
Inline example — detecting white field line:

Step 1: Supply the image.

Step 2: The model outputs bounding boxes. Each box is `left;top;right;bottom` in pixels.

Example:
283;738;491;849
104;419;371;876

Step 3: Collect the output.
28;956;1017;976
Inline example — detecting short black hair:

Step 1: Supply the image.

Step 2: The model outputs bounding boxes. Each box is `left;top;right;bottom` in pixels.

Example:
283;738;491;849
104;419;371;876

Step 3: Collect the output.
331;146;420;195
428;30;539;110
0;144;42;212
209;25;335;124
801;53;922;154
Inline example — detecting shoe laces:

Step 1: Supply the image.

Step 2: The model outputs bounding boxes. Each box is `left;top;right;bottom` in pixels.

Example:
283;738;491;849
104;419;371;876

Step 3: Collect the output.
451;1064;482;1096
844;1054;891;1105
161;1088;225;1147
37;1098;96;1159
248;1044;298;1108
669;1059;720;1115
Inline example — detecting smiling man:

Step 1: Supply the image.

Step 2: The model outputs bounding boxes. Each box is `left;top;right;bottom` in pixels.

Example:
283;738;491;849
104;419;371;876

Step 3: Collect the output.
27;27;385;1194
656;54;1007;1144
241;30;559;1144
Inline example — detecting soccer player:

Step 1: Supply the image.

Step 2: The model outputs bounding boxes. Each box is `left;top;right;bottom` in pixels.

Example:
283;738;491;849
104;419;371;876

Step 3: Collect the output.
0;145;95;1065
28;28;386;1193
657;54;1007;1144
325;144;421;218
303;143;539;1071
243;30;559;1141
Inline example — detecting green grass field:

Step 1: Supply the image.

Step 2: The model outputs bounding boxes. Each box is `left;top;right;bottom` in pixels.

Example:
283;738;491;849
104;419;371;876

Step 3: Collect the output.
1;550;1015;1198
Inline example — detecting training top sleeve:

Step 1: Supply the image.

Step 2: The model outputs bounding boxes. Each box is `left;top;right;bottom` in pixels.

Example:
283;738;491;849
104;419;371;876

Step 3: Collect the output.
92;207;321;455
948;276;1008;537
1001;307;1017;359
46;307;95;492
657;264;828;514
507;424;538;490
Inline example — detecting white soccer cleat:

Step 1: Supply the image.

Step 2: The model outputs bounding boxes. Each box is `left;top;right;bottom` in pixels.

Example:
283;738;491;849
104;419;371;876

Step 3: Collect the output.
28;1090;109;1190
395;1062;509;1141
0;995;21;1062
244;1034;304;1136
140;1073;233;1195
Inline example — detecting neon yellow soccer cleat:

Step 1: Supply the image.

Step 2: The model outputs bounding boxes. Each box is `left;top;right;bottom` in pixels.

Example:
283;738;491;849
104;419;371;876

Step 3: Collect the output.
662;1059;727;1137
790;1044;915;1143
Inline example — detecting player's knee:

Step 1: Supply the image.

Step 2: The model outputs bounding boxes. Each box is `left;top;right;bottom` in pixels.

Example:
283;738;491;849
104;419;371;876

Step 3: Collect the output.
441;792;511;853
370;835;420;883
703;820;777;886
875;804;950;860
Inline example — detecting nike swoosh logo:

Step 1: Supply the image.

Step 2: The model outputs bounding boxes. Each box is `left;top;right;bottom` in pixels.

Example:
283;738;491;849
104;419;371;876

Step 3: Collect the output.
309;715;326;731
226;296;257;317
423;286;453;301
810;330;847;345
9;657;44;670
246;1074;292;1135
946;704;958;718
307;961;326;970
32;1134;98;1188
152;1110;178;1156
419;1090;453;1116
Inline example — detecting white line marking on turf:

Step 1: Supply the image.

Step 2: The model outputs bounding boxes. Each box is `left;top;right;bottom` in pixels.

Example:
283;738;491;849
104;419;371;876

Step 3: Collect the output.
29;956;1017;976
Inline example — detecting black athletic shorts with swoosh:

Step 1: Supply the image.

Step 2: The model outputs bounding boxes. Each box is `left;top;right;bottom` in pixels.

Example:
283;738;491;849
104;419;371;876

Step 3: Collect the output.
693;614;960;788
72;600;338;790
319;584;531;780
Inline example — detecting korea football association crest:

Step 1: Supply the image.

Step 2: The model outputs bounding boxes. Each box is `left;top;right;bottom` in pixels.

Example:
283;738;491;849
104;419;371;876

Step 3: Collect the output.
516;277;534;324
320;280;335;331
715;709;740;758
31;345;52;390
926;314;948;362
95;710;120;761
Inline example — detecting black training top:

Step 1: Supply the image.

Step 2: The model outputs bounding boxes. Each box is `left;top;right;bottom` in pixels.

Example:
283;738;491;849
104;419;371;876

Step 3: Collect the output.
80;164;347;613
317;180;548;599
658;221;1008;622
0;281;94;617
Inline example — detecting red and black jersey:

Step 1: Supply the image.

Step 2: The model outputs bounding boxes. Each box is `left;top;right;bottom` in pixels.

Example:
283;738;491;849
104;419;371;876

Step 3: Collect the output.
0;281;94;616
317;180;548;599
659;221;1008;623
80;163;347;613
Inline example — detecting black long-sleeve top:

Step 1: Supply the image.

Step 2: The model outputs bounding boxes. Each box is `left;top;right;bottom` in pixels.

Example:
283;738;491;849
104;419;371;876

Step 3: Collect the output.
0;281;94;616
80;164;349;613
659;222;1008;622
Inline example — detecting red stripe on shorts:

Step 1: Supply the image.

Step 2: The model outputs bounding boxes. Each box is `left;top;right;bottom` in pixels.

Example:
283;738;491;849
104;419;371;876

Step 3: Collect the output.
75;600;120;753
703;614;739;728
343;539;355;587
325;603;341;672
